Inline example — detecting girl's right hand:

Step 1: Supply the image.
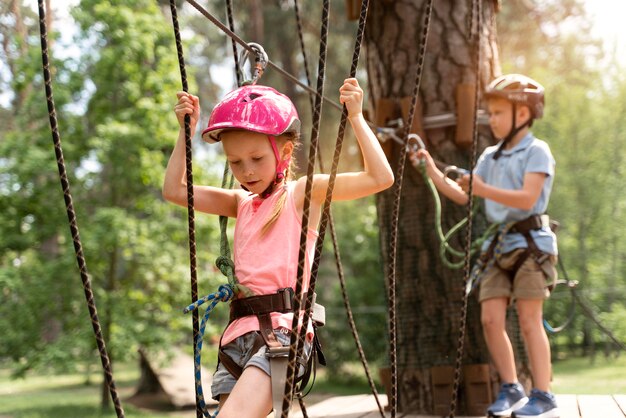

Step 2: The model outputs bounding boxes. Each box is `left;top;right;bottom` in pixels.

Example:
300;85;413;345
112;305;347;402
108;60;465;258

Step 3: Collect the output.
174;91;200;129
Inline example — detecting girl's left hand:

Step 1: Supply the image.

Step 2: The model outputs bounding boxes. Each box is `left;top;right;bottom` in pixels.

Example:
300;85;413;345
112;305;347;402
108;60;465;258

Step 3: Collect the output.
339;78;363;118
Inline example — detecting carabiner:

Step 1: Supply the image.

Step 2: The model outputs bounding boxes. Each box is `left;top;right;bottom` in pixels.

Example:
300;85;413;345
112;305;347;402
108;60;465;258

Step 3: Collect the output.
407;133;425;153
238;42;269;85
443;165;469;181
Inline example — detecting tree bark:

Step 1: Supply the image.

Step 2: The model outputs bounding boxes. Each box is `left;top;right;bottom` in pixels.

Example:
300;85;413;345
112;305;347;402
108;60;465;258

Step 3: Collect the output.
366;1;530;414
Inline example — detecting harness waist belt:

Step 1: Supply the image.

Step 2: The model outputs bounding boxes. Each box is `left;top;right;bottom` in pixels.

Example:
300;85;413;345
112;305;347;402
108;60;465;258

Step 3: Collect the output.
509;214;549;234
230;287;296;320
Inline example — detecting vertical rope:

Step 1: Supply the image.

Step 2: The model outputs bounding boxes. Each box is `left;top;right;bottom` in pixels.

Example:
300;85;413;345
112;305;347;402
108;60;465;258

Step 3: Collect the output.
386;1;433;416
168;2;202;417
282;1;330;416
293;0;314;110
37;1;124;416
292;2;383;414
296;0;385;416
448;1;482;416
225;0;242;87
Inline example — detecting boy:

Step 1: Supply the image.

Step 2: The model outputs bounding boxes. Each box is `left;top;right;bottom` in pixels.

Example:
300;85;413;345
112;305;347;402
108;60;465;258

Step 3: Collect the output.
411;74;559;418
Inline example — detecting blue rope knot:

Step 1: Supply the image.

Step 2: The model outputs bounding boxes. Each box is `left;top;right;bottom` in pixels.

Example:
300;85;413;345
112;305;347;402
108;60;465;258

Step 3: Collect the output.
217;283;234;302
215;255;235;277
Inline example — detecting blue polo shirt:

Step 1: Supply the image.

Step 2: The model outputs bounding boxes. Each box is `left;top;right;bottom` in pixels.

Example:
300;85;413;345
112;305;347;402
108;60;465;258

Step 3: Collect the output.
474;133;557;255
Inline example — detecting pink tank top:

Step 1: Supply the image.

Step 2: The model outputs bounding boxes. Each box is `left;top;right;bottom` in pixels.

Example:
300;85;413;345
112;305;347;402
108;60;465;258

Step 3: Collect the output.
221;181;318;346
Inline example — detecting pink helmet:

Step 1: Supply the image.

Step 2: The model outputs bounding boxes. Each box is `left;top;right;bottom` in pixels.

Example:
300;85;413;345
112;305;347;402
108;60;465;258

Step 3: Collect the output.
201;84;300;143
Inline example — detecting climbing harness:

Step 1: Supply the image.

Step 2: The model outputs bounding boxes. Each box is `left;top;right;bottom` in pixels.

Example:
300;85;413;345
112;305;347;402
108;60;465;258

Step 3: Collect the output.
37;1;125;417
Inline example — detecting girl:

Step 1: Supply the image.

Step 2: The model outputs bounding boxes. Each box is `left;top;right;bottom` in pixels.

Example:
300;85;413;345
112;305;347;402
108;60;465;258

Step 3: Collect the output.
163;78;394;417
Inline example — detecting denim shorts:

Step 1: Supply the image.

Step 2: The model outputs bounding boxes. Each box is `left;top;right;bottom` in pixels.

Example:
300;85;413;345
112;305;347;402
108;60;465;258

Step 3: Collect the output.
210;327;312;401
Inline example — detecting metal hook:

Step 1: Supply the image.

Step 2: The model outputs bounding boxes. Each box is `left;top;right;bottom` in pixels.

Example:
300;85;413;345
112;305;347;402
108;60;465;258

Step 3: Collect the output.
238;42;269;85
443;165;469;181
407;134;425;153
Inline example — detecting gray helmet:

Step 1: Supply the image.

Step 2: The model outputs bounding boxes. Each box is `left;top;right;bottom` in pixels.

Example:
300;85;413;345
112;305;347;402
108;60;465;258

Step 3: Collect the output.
484;74;545;119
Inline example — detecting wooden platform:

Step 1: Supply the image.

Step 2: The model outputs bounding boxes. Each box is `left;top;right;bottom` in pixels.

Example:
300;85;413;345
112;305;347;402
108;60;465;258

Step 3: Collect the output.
292;393;626;418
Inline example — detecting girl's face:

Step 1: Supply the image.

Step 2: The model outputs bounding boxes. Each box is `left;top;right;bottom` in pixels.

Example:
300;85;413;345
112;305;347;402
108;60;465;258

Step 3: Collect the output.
487;97;530;140
221;130;292;195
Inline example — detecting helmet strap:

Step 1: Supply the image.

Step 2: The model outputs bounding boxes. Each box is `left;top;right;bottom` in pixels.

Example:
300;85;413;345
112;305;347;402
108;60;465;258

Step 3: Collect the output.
493;103;530;160
258;136;290;198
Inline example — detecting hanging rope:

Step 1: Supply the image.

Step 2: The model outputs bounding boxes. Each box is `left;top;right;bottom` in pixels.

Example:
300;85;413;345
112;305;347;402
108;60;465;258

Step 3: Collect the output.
37;1;125;416
168;2;202;416
448;0;482;416
281;1;331;415
384;1;433;416
292;0;385;415
225;0;242;87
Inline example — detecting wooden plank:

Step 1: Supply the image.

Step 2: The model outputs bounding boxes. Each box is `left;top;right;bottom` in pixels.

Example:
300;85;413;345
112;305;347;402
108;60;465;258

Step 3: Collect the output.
578;395;625;418
292;394;381;418
555;394;580;418
612;395;626;416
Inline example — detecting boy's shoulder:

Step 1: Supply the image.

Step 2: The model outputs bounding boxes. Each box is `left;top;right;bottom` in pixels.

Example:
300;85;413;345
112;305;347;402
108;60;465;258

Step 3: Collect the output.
526;135;553;156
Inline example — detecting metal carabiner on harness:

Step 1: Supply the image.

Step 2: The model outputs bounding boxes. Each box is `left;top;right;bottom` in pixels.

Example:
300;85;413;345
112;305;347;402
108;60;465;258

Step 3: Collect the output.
238;42;269;85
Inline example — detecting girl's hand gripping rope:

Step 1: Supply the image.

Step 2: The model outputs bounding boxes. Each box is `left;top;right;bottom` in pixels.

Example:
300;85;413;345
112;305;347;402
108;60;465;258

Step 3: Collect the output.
174;91;200;131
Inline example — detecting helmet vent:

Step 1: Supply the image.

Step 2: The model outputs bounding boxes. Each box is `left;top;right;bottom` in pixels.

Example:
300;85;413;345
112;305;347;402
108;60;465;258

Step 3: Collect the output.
242;93;262;103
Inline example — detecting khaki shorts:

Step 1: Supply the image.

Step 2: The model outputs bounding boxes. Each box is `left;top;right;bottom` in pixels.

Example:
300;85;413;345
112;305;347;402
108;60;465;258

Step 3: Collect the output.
478;248;557;302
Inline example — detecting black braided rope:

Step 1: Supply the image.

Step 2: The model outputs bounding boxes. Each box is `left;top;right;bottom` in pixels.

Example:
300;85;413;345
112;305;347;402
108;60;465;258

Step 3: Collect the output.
386;1;433;416
293;2;383;413
293;0;314;111
37;1;124;416
225;0;242;87
294;1;385;416
282;1;330;416
448;1;482;416
168;2;202;417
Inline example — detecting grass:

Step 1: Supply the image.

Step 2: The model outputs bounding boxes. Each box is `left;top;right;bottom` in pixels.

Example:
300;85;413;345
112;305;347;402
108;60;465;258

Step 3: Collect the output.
552;354;626;394
1;356;624;417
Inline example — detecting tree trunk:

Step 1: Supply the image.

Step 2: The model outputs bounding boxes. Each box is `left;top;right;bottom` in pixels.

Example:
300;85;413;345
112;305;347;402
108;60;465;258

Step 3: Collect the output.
365;1;530;414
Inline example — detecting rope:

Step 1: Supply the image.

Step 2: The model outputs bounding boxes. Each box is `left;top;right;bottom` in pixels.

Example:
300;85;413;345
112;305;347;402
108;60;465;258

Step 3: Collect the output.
225;0;242;87
168;2;202;416
292;0;385;415
547;258;625;350
37;2;125;417
281;1;330;415
183;284;235;417
384;1;433;416
448;1;482;415
414;162;498;269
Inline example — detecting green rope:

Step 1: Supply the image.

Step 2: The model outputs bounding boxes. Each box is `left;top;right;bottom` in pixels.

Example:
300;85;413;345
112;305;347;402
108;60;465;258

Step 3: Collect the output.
415;160;498;269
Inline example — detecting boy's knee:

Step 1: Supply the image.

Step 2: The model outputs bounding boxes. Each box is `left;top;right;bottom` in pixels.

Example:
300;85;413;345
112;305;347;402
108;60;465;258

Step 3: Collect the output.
481;311;504;331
